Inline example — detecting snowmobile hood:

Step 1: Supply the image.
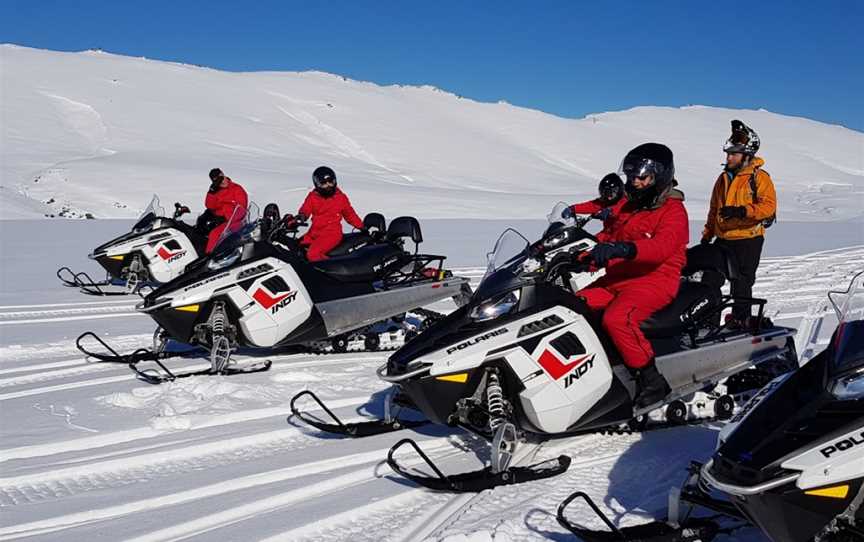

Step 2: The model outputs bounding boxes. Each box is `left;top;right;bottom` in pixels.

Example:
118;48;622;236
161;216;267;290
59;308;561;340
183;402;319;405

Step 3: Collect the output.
387;281;583;376
710;325;864;487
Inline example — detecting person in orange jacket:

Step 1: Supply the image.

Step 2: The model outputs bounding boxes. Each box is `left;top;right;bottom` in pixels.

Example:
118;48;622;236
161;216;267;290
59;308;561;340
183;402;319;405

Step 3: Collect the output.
702;120;777;326
297;166;365;261
204;168;248;253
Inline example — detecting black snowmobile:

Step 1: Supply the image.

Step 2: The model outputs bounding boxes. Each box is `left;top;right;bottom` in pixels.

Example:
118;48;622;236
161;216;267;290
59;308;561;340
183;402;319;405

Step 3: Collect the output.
558;270;864;542
77;209;472;384
291;209;797;492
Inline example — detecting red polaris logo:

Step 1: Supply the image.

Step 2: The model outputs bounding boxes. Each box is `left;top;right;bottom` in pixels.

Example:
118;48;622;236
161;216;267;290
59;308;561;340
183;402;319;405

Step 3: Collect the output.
537;350;595;388
157;246;186;262
252;287;298;314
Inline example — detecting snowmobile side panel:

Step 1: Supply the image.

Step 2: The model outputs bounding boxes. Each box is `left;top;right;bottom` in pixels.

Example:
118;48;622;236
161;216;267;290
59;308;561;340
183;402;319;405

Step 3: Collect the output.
655;327;795;394
784;423;864;490
316;277;470;337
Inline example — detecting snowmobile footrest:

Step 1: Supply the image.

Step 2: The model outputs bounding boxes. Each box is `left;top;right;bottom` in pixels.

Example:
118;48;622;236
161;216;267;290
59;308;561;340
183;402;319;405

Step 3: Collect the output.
557;491;722;542
387;438;571;492
289;390;427;437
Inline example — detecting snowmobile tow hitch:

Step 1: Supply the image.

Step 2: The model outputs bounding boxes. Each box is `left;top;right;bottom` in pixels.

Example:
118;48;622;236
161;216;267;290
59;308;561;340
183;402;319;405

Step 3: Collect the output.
288;390;428;437
75;331;271;384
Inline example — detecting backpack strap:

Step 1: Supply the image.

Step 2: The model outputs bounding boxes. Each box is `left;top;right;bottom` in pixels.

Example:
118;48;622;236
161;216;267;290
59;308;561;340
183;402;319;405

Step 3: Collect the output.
749;166;760;203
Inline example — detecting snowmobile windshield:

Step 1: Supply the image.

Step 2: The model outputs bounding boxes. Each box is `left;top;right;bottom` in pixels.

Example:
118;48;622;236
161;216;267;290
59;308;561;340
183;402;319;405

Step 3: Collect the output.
209;201;261;257
547;201;577;228
484;228;530;278
132;195;166;232
826;271;864;390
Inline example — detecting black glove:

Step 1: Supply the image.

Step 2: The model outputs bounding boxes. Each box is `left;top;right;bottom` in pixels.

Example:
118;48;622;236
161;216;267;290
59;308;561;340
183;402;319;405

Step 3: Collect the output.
700;237;713;246
592;207;612;221
590;242;636;267
719;206;747;220
561;206;576;220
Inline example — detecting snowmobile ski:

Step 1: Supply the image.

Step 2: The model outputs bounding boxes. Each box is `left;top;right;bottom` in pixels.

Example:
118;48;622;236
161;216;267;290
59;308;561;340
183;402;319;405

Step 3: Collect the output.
289;390;427;437
57;267;146;296
76;331;271;384
386;437;571;492
556;490;727;542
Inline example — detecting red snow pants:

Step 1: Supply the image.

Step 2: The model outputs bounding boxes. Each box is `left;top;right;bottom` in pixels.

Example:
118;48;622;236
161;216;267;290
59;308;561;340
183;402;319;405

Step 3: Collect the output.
579;278;678;369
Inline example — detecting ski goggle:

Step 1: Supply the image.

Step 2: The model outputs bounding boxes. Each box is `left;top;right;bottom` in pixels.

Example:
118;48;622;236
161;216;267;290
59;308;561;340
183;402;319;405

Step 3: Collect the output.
621;158;663;184
318;177;336;186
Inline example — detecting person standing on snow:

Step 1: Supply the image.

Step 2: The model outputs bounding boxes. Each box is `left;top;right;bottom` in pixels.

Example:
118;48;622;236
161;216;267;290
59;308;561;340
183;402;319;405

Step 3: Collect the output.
204;168;249;254
701;120;777;328
561;173;626;227
297;166;365;262
576;143;689;408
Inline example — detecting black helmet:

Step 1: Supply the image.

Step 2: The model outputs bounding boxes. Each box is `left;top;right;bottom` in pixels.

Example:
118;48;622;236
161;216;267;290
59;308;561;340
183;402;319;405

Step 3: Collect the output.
598;173;624;204
209;168;224;182
723;119;760;155
312;166;337;196
619;143;675;208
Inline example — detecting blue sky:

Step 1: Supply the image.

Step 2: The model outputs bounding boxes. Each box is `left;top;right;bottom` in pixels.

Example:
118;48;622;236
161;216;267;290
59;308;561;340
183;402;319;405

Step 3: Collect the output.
2;0;862;130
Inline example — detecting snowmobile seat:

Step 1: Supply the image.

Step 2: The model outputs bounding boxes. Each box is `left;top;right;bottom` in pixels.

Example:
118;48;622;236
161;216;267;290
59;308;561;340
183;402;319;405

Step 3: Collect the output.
312;244;404;282
326;213;388;257
387;216;423;245
172;220;208;255
683;243;741;285
640;281;721;338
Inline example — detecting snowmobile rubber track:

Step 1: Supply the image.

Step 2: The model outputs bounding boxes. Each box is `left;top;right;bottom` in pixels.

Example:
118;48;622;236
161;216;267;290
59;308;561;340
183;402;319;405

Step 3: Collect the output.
76;331;271;384
304;308;447;355
289;390;428;437
556;490;724;542
386;438;571;492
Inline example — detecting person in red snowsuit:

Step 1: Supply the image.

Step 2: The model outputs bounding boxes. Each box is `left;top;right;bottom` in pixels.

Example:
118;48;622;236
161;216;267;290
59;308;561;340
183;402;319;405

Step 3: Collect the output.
577;144;689;408
297;166;365;261
204;168;249;253
562;173;625;230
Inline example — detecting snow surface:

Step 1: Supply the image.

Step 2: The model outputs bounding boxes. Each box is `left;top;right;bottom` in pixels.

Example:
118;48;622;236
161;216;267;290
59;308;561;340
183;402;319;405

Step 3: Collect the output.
1;219;863;541
2;44;863;222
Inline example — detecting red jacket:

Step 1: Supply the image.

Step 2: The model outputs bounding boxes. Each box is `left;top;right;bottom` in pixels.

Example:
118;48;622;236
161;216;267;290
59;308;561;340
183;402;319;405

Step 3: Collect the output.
570;198;628;234
205;178;248;225
595;192;689;290
298;188;364;239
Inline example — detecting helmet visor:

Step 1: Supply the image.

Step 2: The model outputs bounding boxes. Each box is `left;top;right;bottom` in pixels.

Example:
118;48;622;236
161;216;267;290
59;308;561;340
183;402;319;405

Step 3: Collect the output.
619;157;664;186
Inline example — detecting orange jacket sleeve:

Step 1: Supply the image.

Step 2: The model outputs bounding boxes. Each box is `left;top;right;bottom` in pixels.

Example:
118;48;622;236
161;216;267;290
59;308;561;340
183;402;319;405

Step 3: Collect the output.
702;174;723;240
745;169;777;222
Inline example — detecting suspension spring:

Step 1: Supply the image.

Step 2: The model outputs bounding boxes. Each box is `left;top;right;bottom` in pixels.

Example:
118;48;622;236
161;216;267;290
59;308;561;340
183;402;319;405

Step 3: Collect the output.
486;369;506;433
211;302;226;336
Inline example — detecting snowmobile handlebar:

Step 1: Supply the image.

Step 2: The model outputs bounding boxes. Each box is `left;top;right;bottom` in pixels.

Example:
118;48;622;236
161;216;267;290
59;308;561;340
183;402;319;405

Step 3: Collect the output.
173;202;191;220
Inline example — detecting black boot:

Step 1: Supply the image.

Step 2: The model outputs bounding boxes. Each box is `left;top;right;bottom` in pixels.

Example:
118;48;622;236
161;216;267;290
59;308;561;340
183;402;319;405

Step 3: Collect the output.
634;361;671;409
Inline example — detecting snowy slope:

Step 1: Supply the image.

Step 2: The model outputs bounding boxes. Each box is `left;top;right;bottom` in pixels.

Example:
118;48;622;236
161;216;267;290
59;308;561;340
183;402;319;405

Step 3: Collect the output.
1;219;862;541
2;44;863;221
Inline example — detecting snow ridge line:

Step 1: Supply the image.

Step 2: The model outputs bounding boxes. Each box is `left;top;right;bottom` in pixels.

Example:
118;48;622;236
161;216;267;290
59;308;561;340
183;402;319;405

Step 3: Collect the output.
0;441;450;541
0;394;372;463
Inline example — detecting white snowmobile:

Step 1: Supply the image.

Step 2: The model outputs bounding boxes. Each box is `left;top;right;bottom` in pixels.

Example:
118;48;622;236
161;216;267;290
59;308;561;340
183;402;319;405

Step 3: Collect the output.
57;195;231;296
557;270;864;542
379;235;796;491
77;211;472;384
291;206;797;491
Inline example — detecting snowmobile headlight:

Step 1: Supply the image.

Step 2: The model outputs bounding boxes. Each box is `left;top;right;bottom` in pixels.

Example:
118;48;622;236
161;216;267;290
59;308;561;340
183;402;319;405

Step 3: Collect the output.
469;290;520;322
831;367;864;399
207;246;243;271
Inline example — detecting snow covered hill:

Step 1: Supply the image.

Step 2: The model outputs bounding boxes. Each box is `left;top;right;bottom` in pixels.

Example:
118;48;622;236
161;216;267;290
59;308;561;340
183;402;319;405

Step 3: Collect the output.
2;44;862;221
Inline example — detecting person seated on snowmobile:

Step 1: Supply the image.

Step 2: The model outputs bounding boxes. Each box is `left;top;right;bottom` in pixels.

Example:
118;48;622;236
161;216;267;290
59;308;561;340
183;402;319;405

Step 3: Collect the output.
203;168;249;254
561;172;625;228
295;166;366;262
576;143;689;409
